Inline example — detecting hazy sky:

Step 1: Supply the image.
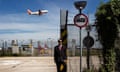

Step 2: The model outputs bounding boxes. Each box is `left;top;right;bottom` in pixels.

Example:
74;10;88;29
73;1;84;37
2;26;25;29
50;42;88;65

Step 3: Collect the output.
0;0;109;41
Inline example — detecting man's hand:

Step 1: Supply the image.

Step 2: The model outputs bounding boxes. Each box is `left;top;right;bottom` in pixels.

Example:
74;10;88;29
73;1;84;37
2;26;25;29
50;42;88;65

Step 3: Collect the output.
64;60;67;63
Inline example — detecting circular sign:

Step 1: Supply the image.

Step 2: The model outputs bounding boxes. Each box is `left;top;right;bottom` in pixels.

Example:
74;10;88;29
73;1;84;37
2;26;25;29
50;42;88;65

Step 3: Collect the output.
83;36;94;48
74;13;88;28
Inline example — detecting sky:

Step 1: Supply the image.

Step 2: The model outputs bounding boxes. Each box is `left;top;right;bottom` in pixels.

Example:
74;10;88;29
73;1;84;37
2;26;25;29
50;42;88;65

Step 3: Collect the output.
0;0;109;41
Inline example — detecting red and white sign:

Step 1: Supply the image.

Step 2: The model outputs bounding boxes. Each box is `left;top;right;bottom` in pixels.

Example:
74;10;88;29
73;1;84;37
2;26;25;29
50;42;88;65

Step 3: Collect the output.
74;13;88;28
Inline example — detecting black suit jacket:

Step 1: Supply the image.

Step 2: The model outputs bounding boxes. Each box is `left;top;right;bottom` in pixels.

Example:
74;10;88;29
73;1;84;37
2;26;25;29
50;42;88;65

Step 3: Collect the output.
54;45;67;63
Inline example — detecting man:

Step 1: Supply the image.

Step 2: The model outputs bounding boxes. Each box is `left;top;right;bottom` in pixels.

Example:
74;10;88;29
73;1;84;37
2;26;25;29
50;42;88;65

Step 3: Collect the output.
54;39;67;72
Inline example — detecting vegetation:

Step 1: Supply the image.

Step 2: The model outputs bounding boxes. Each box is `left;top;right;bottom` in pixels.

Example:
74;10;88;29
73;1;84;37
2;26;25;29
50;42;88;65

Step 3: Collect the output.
111;0;120;71
111;0;120;16
95;0;120;72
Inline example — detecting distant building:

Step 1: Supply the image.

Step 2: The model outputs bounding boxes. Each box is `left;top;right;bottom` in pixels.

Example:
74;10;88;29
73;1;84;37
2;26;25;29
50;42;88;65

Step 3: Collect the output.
11;40;18;46
11;40;19;54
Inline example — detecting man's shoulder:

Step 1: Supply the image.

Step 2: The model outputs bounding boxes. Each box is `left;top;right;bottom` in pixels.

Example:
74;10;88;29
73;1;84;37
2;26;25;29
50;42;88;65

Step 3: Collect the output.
54;45;58;48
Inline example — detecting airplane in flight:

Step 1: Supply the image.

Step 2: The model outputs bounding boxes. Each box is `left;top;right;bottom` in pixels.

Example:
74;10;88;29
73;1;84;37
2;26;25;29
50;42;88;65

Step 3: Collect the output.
27;9;48;15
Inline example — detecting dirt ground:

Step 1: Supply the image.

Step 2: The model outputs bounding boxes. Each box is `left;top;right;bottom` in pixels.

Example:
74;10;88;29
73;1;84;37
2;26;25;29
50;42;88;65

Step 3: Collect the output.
0;56;100;72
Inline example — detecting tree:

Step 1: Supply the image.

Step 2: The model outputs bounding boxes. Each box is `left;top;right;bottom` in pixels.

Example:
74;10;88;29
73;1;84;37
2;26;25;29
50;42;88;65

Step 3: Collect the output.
95;2;118;72
110;0;120;16
110;0;120;71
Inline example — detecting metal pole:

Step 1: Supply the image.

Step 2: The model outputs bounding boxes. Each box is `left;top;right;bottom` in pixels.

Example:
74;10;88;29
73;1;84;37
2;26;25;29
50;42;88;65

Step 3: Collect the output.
2;40;4;56
87;46;90;70
79;8;82;72
51;40;52;56
80;27;82;72
87;31;90;70
30;40;34;56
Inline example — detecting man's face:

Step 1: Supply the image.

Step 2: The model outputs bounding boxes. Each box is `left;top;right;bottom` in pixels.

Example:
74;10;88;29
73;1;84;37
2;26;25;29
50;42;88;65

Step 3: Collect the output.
58;40;62;45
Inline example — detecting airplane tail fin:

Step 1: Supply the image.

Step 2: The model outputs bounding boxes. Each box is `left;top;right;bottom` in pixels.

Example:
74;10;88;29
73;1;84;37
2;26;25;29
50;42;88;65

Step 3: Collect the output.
27;9;32;15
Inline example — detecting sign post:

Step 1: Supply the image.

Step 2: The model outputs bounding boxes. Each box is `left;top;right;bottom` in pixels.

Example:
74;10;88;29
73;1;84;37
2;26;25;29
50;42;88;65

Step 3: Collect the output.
74;1;87;72
83;25;94;70
74;13;88;72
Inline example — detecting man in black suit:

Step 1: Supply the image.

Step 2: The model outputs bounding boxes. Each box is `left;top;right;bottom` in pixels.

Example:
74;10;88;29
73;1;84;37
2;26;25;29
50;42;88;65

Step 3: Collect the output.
54;39;67;72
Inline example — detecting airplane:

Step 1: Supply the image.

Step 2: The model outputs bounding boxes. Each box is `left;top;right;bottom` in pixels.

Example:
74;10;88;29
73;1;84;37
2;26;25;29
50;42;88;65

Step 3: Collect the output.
27;9;48;15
